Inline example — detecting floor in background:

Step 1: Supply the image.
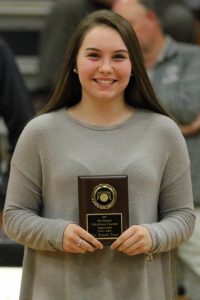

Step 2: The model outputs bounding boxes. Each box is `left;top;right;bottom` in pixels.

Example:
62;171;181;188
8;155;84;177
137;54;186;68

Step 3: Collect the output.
0;267;22;300
0;267;192;300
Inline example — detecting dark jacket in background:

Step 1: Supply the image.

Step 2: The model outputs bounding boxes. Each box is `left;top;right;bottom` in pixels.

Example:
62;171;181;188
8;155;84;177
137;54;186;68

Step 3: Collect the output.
0;37;34;209
0;37;34;152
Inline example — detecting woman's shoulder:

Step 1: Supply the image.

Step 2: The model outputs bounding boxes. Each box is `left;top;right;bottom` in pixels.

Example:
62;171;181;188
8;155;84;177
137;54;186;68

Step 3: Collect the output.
138;109;185;145
18;109;65;142
24;109;64;131
138;109;179;131
140;110;190;164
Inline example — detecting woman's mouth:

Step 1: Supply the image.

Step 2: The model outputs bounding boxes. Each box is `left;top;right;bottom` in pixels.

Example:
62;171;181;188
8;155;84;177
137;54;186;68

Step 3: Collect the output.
93;79;117;86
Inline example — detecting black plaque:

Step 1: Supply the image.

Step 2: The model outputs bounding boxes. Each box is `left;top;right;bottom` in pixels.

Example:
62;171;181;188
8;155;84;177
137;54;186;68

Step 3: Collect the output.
78;175;129;245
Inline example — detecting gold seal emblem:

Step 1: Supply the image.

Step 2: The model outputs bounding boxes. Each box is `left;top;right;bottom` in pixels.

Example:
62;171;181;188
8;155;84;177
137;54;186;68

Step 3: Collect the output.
91;183;117;209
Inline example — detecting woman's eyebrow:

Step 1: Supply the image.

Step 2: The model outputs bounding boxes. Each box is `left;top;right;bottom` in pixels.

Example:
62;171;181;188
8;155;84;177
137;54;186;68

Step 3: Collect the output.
85;47;101;51
84;47;129;53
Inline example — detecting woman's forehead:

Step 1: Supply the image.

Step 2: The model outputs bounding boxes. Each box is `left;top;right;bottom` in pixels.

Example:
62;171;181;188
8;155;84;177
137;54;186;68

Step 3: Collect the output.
79;25;127;50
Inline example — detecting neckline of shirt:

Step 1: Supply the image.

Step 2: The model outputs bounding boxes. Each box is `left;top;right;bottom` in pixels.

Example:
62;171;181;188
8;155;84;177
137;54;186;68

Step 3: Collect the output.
63;108;141;131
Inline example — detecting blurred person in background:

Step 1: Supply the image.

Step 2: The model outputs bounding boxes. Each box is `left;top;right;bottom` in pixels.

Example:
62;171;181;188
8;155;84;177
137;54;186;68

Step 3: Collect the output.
161;3;200;45
35;0;114;108
113;1;200;299
183;0;200;16
183;0;200;44
0;37;34;236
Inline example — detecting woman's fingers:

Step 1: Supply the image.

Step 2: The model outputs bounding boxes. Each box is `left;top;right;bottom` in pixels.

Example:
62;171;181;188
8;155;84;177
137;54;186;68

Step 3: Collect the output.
111;225;152;255
63;223;103;253
62;223;152;255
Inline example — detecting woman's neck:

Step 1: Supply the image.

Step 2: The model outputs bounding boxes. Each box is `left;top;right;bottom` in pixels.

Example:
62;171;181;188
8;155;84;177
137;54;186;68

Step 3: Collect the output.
67;99;134;126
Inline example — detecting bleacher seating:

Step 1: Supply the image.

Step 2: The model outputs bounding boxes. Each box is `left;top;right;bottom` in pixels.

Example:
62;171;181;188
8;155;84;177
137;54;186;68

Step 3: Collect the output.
0;0;54;91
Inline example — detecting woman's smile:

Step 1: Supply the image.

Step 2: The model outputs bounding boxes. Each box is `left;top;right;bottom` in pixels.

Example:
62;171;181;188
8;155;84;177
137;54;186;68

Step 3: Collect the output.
93;78;118;86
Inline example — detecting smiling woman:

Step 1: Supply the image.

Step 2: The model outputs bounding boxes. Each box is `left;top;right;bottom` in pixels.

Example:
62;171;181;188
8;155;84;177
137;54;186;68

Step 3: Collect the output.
3;9;195;300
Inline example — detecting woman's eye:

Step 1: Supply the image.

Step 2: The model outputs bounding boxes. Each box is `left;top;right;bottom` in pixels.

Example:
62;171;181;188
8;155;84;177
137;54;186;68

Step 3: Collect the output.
113;55;126;60
87;53;99;59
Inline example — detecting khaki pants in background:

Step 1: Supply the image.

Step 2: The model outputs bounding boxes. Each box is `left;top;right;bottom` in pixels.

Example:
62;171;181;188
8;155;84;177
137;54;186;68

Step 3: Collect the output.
179;207;200;300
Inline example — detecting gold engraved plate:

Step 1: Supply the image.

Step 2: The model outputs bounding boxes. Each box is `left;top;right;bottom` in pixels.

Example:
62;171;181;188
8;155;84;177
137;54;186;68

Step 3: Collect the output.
92;183;117;210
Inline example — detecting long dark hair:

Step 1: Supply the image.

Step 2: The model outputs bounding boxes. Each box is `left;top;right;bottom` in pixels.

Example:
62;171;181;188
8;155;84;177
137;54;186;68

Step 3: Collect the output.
41;9;168;116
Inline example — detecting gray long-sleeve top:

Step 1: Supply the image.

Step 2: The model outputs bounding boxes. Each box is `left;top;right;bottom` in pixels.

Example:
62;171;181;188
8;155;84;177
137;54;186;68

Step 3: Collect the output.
3;109;195;300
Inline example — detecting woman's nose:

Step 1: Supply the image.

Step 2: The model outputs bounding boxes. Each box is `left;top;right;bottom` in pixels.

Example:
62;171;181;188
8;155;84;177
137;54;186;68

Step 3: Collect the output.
98;60;113;74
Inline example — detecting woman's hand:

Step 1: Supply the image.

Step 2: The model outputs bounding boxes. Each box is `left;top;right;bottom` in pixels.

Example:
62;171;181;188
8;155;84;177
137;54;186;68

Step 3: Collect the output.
111;225;152;256
63;224;103;253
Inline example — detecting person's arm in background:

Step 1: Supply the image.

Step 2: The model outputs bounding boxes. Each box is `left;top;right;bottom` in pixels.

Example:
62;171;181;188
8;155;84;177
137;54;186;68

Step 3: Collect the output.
0;37;34;154
179;114;200;136
169;45;200;137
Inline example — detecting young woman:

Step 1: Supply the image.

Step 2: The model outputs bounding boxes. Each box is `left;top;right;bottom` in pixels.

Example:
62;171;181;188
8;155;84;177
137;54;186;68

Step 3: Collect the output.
3;10;195;300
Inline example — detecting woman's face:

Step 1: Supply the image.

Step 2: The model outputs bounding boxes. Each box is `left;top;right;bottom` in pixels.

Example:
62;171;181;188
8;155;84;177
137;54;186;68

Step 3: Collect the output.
76;25;132;105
